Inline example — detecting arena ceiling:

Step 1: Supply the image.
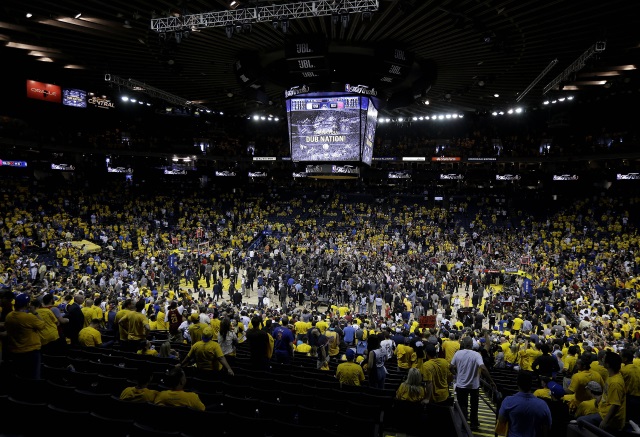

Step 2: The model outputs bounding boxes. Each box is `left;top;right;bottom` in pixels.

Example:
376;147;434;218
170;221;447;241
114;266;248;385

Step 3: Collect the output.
1;0;639;118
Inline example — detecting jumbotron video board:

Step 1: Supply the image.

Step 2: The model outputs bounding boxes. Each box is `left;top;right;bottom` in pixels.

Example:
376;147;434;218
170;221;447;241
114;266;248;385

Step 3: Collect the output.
287;93;378;165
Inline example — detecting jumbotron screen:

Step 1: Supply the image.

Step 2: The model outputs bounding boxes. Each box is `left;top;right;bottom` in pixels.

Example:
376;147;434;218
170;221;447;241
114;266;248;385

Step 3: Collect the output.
362;99;378;166
287;95;364;162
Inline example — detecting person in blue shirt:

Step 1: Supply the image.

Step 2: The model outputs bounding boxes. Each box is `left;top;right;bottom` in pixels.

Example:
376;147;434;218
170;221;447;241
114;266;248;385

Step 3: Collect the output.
343;321;357;347
272;316;295;364
497;370;552;437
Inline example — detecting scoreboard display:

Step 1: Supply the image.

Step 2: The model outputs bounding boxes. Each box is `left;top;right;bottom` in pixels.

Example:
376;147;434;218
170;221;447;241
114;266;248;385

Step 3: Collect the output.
287;94;378;164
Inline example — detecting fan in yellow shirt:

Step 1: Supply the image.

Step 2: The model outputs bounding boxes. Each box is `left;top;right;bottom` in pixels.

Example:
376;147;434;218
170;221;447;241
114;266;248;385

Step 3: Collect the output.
120;362;160;403
336;349;365;386
154;366;205;411
442;334;460;363
421;344;453;404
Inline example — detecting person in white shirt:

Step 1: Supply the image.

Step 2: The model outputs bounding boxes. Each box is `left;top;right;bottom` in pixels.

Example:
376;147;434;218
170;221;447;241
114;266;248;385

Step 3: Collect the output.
450;336;497;431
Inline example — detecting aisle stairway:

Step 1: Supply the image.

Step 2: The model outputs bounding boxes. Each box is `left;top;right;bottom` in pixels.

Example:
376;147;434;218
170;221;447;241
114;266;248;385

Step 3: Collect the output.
474;392;497;437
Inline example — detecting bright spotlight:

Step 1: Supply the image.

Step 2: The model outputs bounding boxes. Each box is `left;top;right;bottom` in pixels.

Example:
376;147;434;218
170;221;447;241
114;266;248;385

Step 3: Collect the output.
499;111;504;115
558;97;565;102
459;114;464;118
543;101;550;105
253;115;259;120
507;109;514;114
398;117;404;122
121;96;129;102
419;116;424;120
130;98;137;103
492;112;497;116
274;117;279;121
425;116;430;120
74;13;82;19
438;115;444;120
567;96;574;100
385;118;391;122
452;114;458;119
260;116;266;120
551;100;557;104
412;117;418;121
515;107;523;113
494;93;499;98
219;111;224;115
445;114;451;119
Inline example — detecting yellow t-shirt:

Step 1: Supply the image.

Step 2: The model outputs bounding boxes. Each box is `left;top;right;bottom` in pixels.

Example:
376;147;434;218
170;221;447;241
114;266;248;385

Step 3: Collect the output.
336;361;365;386
512;317;524;331
575;399;599;417
620;362;640;397
598;373;626;430
154;390;205;411
295;343;312;354
533;388;552;400
4;311;46;353
396;383;426;403
396;344;416;369
120;387;159;403
184;340;224;371
570;371;604;405
421;358;451;403
78;326;102;347
35;308;60;346
590;362;609;384
442;340;460;363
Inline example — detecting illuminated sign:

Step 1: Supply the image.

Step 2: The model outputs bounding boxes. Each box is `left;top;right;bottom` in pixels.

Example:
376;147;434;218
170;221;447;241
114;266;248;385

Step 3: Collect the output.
51;163;75;171
496;174;521;181
440;174;464;180
402;157;426;162
248;172;267;178
292;172;308;178
345;84;378;96
107;166;133;174
164;169;187;175
431;157;461;162
87;95;115;109
215;171;237;177
467;157;497;162
26;80;61;103
617;173;640;180
552;174;579;181
284;85;310;98
62;89;87;108
253;157;277;161
388;172;411;179
0;160;28;167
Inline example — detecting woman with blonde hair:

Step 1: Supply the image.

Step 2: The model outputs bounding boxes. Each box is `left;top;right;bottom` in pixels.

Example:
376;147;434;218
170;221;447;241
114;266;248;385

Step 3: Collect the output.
395;367;428;403
158;341;179;360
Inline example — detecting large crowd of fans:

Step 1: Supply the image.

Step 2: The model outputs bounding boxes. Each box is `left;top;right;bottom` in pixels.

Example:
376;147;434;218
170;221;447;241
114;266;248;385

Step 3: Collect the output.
1;175;640;435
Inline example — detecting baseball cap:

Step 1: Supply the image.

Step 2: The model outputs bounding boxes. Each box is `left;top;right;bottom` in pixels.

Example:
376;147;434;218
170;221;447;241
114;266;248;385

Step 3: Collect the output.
14;293;31;308
202;327;214;340
547;381;566;398
345;349;356;360
585;381;603;395
190;313;199;322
